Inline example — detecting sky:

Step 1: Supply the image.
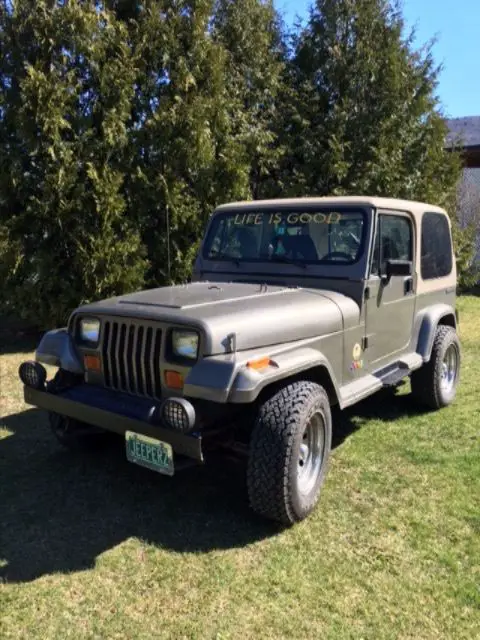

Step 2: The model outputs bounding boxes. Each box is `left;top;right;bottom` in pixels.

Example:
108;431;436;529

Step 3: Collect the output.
276;0;480;119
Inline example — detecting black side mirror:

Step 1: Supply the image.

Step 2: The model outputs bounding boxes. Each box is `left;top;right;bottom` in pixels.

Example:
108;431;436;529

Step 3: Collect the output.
385;259;412;278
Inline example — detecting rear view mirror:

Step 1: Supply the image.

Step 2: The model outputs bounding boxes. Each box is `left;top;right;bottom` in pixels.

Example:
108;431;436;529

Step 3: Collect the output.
385;259;412;278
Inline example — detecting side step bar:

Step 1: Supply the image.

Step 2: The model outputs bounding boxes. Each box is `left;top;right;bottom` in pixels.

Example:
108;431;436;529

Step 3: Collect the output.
377;362;410;387
375;353;423;387
339;353;423;408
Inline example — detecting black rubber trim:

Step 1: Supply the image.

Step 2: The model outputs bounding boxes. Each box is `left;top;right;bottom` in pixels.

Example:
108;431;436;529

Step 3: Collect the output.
23;386;203;461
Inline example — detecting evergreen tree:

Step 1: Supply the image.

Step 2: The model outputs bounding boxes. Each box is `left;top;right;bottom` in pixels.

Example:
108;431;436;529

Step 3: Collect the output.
280;0;461;205
0;0;146;326
212;0;285;198
276;0;474;279
116;0;253;287
119;1;285;286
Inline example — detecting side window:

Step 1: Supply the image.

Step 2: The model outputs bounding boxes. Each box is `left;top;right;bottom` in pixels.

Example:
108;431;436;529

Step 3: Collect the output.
421;213;453;279
371;214;413;276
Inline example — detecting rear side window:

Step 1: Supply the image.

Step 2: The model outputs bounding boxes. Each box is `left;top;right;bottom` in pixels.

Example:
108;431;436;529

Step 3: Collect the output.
421;213;453;279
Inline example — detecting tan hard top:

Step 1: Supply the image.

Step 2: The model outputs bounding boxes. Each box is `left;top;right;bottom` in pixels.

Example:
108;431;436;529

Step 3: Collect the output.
216;196;447;220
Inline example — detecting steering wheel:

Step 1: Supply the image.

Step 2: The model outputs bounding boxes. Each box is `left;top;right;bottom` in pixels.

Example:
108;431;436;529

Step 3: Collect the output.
322;251;352;261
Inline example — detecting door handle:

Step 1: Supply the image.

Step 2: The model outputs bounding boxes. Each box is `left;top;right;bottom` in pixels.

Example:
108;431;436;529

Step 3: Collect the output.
404;276;414;295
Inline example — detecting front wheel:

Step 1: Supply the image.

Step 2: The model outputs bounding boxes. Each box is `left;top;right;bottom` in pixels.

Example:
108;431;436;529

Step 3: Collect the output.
247;381;332;525
411;325;461;409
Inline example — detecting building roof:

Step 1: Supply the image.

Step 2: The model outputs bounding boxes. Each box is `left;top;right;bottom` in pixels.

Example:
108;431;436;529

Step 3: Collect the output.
446;117;480;168
446;117;480;149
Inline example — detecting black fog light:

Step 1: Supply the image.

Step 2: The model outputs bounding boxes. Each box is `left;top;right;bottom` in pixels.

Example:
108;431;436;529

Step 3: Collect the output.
161;398;196;433
19;361;47;390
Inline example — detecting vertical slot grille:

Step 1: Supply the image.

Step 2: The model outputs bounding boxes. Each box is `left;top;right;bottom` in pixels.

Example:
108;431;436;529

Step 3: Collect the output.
101;320;162;398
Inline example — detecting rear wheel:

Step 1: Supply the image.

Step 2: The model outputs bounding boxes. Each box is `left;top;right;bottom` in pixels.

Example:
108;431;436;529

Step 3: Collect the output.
247;381;332;525
411;325;460;409
49;413;108;451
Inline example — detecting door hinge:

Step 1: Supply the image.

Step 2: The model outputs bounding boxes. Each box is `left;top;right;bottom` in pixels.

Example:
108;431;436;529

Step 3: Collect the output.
364;286;370;300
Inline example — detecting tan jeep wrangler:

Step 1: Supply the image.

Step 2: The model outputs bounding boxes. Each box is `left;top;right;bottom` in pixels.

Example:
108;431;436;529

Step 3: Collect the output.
19;197;460;524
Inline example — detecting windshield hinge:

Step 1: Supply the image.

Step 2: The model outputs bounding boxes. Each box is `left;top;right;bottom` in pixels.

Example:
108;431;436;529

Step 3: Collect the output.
223;332;237;354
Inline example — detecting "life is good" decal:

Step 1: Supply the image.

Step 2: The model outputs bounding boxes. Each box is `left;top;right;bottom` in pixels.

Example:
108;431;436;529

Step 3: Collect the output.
233;212;342;226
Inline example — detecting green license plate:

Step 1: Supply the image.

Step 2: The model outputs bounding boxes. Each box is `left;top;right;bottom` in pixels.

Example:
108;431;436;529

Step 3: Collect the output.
125;431;174;476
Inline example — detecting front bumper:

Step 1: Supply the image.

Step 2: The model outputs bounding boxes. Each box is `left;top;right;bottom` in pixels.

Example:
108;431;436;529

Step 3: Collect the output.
23;384;203;461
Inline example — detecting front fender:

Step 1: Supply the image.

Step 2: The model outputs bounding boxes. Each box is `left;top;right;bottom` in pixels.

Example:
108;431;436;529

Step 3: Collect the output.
184;357;238;403
35;328;84;375
228;347;340;403
184;343;340;405
416;304;456;362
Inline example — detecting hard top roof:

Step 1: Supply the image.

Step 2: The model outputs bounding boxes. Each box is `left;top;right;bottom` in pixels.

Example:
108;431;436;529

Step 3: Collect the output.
215;196;447;218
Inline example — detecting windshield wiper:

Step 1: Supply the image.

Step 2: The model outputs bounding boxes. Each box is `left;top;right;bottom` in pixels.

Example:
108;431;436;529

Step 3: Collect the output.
270;255;308;269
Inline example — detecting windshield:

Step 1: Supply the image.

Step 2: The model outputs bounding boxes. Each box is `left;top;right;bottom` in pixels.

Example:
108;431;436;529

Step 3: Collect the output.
203;208;366;265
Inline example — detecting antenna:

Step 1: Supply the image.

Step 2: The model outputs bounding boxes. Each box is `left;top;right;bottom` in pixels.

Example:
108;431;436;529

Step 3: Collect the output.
160;171;171;284
166;201;171;283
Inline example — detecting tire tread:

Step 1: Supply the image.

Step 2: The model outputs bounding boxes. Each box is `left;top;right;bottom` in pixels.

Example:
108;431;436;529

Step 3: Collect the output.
411;325;460;409
247;381;330;524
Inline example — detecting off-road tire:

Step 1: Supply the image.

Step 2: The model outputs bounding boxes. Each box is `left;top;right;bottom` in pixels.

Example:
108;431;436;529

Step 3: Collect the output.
49;412;108;451
411;325;460;409
247;381;332;525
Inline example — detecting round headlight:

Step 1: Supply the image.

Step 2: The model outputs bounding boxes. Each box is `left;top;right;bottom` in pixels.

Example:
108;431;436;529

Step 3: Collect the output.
171;329;199;360
79;317;100;344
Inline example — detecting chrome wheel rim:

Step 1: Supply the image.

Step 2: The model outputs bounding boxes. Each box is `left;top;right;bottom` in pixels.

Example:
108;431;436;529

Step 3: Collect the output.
440;344;458;394
297;412;325;495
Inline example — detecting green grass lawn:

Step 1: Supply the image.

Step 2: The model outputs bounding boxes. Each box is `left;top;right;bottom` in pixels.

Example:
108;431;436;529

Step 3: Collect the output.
1;297;479;639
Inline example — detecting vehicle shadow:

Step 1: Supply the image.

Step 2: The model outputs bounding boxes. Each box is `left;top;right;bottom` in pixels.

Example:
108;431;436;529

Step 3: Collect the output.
333;384;424;446
0;408;281;583
0;386;422;583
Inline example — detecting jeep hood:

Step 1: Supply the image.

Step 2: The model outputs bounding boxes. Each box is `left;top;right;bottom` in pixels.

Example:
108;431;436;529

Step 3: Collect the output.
77;282;359;355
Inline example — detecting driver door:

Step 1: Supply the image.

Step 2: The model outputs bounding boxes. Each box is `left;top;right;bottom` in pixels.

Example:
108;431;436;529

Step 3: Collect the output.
365;212;416;370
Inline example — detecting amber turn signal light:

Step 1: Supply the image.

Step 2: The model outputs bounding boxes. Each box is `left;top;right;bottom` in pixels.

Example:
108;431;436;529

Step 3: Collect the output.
84;354;101;371
164;370;184;389
246;357;273;371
